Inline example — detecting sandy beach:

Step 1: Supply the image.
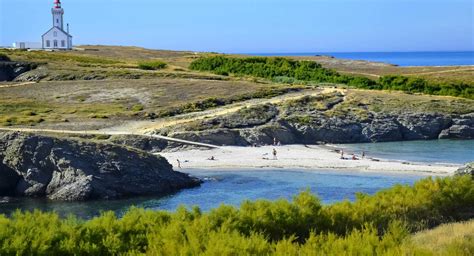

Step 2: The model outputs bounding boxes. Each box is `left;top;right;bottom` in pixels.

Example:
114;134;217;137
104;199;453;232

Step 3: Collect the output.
159;145;461;176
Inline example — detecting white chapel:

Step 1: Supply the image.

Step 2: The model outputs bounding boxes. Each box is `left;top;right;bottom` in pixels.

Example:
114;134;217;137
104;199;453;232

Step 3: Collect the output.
42;0;73;50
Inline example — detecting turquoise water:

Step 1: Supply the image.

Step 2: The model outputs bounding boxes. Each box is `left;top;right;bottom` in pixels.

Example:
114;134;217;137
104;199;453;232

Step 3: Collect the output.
337;140;474;165
0;169;422;219
248;51;474;66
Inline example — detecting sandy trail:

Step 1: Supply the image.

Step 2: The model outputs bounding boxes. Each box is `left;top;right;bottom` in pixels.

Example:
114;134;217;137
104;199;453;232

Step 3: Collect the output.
0;81;36;88
160;145;460;176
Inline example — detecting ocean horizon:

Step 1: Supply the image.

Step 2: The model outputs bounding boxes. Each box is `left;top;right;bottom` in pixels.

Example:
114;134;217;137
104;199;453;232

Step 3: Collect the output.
243;51;474;67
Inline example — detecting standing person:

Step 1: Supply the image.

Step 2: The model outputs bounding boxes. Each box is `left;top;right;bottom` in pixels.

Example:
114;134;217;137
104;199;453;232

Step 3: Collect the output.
362;151;366;159
273;137;277;146
176;159;182;169
273;148;278;160
340;150;344;159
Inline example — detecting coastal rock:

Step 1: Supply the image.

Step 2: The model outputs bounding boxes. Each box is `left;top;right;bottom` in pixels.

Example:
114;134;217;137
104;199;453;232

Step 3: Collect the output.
0;62;36;81
108;135;169;153
455;162;474;176
439;114;474;139
0;162;20;195
239;123;297;145
0;132;200;201
362;116;403;142
287;117;368;144
171;129;248;146
397;114;452;140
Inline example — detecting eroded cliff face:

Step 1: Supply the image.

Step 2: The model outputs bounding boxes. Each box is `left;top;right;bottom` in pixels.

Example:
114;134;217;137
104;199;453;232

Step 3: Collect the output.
0;132;200;201
0;62;36;81
157;92;474;146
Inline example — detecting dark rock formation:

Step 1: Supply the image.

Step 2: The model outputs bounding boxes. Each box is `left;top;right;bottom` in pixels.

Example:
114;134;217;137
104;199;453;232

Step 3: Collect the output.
108;135;169;153
163;103;474;146
439;113;474;139
0;132;200;201
0;62;37;81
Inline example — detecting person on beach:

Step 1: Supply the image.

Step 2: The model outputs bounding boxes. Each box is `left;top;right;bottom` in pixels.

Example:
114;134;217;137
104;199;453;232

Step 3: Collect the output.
273;137;277;146
176;159;182;169
340;150;344;159
207;156;216;161
352;154;359;160
362;151;366;159
273;148;278;160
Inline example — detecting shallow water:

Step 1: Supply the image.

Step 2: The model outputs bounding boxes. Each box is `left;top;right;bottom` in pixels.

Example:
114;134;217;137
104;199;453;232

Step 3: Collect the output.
337;140;474;165
0;169;422;219
2;139;470;219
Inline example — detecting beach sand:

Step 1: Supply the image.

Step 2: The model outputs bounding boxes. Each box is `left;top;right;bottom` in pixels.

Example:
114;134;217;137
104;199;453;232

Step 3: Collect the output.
159;145;460;176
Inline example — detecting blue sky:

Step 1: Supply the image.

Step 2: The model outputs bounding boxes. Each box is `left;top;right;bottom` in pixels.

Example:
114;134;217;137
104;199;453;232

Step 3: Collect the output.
1;0;473;52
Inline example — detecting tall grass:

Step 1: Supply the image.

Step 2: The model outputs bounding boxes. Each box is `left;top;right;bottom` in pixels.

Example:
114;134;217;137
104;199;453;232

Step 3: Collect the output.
0;175;472;255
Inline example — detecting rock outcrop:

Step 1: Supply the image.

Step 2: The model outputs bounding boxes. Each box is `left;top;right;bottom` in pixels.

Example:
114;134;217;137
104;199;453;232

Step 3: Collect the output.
455;162;474;176
0;62;37;81
160;93;474;146
0;132;200;201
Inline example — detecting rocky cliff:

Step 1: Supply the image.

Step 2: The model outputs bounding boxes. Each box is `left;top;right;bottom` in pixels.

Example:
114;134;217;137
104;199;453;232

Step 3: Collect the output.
158;91;474;146
0;62;37;82
0;132;200;201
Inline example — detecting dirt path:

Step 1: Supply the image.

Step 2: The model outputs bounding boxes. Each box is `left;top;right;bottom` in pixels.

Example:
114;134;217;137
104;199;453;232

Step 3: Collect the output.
0;81;36;88
104;87;346;134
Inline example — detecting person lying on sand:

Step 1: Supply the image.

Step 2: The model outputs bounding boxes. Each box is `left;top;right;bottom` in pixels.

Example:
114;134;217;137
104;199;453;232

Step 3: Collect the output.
352;154;359;160
207;156;216;161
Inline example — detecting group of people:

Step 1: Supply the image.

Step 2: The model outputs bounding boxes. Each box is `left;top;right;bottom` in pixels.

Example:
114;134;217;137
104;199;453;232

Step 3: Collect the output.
340;149;365;160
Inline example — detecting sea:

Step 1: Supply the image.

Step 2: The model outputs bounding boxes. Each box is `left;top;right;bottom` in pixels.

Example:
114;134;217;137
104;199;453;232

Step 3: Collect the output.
246;51;474;67
1;140;472;220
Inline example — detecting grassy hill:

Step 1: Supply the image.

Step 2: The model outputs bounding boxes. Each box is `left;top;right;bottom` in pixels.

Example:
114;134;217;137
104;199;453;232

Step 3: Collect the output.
0;46;472;129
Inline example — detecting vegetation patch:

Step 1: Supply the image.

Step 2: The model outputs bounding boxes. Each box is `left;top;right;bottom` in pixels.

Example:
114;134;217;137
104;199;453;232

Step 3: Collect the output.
0;53;10;61
190;56;474;99
0;176;472;254
137;60;168;70
0;49;121;65
0;98;128;126
158;86;299;117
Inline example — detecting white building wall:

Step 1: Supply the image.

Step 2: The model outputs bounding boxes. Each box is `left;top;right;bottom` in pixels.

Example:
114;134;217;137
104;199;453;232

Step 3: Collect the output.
42;27;72;50
12;42;42;49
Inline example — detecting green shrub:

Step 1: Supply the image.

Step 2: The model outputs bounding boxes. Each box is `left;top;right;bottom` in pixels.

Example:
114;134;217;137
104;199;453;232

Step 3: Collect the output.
0;53;10;61
137;60;167;70
0;176;472;254
190;56;473;99
131;104;144;112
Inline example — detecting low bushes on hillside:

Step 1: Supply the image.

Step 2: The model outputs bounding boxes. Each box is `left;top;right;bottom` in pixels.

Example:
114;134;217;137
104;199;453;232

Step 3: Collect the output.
0;53;10;61
137;60;167;70
190;56;474;99
0;175;472;255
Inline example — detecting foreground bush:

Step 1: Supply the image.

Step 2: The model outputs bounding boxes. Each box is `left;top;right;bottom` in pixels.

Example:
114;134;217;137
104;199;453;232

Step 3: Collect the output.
0;176;472;255
190;56;474;99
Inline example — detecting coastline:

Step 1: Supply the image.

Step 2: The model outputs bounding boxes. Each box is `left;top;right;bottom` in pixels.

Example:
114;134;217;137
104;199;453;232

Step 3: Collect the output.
159;145;461;177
